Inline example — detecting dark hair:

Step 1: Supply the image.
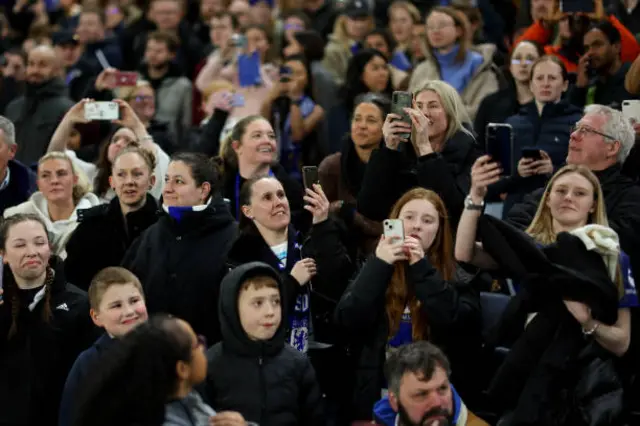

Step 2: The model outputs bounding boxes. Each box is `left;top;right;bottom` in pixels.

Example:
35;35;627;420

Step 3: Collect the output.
81;7;107;26
71;315;193;426
587;19;621;45
147;30;180;53
354;92;391;119
281;9;311;28
112;146;157;174
211;11;239;30
385;341;451;396
292;30;325;62
94;127;141;198
170;152;219;199
4;47;27;65
283;54;314;99
364;28;397;58
243;24;274;63
0;214;54;339
341;48;393;112
530;54;570;82
238;174;281;230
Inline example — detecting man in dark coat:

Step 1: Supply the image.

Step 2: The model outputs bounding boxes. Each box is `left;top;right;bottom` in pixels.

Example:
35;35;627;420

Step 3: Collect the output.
4;45;74;166
0;115;36;215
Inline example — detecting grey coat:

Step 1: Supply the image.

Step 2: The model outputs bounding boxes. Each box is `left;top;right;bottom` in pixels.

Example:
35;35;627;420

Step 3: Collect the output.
164;391;216;426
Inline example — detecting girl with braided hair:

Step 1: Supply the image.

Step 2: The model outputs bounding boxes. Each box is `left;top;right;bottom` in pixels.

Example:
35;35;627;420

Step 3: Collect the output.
0;213;98;425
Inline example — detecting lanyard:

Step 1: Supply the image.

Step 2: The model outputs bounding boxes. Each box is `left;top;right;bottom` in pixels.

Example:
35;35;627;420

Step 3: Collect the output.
235;169;274;218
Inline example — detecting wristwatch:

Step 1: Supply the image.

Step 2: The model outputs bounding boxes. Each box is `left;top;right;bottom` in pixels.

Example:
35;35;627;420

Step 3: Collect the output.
464;195;484;211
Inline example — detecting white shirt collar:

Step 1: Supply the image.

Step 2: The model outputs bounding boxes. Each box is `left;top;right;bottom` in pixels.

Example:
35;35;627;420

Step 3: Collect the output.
0;166;10;191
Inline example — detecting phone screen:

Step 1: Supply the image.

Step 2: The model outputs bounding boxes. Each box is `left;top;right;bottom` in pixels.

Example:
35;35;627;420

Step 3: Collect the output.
486;125;513;176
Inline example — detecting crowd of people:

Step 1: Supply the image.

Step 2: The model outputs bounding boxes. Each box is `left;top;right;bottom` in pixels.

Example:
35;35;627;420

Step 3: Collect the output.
1;0;640;424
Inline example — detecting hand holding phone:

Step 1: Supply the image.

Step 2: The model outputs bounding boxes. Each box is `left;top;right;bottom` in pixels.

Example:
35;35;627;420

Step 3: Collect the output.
391;91;413;140
377;220;407;264
485;123;514;175
521;148;542;160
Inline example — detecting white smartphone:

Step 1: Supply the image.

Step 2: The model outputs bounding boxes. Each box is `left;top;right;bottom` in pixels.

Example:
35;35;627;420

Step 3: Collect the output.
622;100;640;125
84;101;120;121
383;219;404;243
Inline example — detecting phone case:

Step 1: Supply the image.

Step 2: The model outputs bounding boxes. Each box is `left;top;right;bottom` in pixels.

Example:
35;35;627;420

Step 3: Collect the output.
383;219;404;242
116;72;138;86
302;166;319;189
238;52;262;87
622;100;640;124
391;92;412;139
486;123;514;176
84;102;119;120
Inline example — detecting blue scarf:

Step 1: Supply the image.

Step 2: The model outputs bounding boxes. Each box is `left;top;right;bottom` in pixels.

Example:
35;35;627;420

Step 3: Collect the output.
162;202;209;223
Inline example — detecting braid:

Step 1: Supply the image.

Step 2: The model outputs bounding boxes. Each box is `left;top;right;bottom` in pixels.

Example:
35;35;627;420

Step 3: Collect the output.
8;285;19;339
40;267;54;324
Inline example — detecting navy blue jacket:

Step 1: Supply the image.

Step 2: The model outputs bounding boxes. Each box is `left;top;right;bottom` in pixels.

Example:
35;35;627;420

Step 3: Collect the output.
0;159;37;216
58;333;116;426
499;101;582;215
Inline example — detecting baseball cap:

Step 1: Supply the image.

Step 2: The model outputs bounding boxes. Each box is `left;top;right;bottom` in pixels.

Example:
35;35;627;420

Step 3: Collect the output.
343;0;372;18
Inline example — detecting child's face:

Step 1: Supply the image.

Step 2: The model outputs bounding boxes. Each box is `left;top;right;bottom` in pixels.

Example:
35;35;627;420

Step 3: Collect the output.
237;284;281;341
91;283;148;338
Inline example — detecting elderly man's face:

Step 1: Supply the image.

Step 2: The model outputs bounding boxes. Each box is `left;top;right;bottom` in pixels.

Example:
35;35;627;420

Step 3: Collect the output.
567;113;621;170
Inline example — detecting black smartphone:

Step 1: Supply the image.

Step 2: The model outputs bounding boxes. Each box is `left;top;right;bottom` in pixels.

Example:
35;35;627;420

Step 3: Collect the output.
391;91;413;140
521;148;542;160
560;0;595;13
486;123;514;176
302;166;319;189
280;65;292;83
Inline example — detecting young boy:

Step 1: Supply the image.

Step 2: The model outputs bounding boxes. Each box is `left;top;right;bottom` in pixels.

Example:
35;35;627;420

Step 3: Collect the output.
58;267;149;426
205;261;324;426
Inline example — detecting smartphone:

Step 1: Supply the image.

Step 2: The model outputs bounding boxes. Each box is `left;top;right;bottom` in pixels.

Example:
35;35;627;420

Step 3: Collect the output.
383;219;405;243
280;65;292;83
231;93;245;107
84;101;120;121
230;34;247;49
237;51;262;87
622;100;640;125
115;71;138;87
486;123;514;176
521;148;542;160
391;91;413;140
560;0;595;13
302;166;319;189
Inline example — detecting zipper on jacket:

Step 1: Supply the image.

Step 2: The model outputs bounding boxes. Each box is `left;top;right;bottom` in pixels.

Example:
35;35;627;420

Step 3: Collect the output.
258;356;266;425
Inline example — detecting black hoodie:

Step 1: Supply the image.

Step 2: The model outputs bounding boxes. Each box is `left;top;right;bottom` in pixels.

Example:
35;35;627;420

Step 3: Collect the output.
205;262;324;426
4;78;74;165
121;197;237;344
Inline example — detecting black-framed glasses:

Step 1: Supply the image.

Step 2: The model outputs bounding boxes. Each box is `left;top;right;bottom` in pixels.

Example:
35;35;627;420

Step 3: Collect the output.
193;334;207;349
570;124;616;141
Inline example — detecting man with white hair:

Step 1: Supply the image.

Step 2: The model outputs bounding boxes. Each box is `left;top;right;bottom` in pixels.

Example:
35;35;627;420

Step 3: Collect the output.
0;115;37;215
508;103;640;276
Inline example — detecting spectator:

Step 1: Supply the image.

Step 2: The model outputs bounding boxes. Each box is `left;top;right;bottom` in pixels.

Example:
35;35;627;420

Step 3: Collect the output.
326;49;393;154
205;262;324;425
514;4;640;73
71;314;246;426
122;153;237;344
335;188;483;420
229;0;252;31
507;105;640;279
499;55;581;216
4;151;100;259
303;0;337;41
0;47;27;113
364;28;410;86
568;20;638;109
194;0;231;44
52;30;82;79
261;54;325;178
474;40;543;149
140;31;193;149
48;0;82;29
276;9;310;59
387;1;421;64
0;213;96;426
216;116;306;230
408;6;501;120
514;0;555;33
58;267;149;426
322;0;375;87
625;51;640;95
64;147;159;290
47;98;170;201
373;341;489;426
0;116;37;215
4;45;74;166
606;0;640;40
319;93;387;257
67;7;123;101
358;81;482;229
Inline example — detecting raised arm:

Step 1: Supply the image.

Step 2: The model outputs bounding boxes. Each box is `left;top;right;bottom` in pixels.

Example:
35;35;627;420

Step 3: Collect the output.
48;100;91;153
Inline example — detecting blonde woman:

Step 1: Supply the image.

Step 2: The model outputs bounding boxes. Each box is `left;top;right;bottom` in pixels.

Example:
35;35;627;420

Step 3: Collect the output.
321;1;375;86
387;1;421;60
455;160;635;355
3;151;101;259
358;80;482;228
408;6;501;119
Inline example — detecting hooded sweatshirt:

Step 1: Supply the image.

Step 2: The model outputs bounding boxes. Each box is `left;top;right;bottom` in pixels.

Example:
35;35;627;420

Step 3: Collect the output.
3;191;101;259
205;262;324;426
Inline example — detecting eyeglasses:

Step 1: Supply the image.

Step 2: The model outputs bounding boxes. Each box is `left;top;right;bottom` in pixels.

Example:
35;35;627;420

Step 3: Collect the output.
134;95;154;103
193;334;207;349
570;124;616;141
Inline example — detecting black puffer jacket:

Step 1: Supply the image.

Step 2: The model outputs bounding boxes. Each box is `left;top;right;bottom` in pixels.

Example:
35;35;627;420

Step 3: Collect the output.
65;194;159;290
0;257;97;426
204;262;324;426
121;197;237;344
356;130;483;227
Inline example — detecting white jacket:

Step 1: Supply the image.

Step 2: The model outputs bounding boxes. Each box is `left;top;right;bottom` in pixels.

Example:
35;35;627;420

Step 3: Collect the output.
4;191;101;259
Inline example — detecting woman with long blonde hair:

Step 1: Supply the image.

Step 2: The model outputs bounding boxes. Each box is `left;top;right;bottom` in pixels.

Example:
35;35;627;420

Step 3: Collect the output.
336;187;483;421
3;151;101;258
